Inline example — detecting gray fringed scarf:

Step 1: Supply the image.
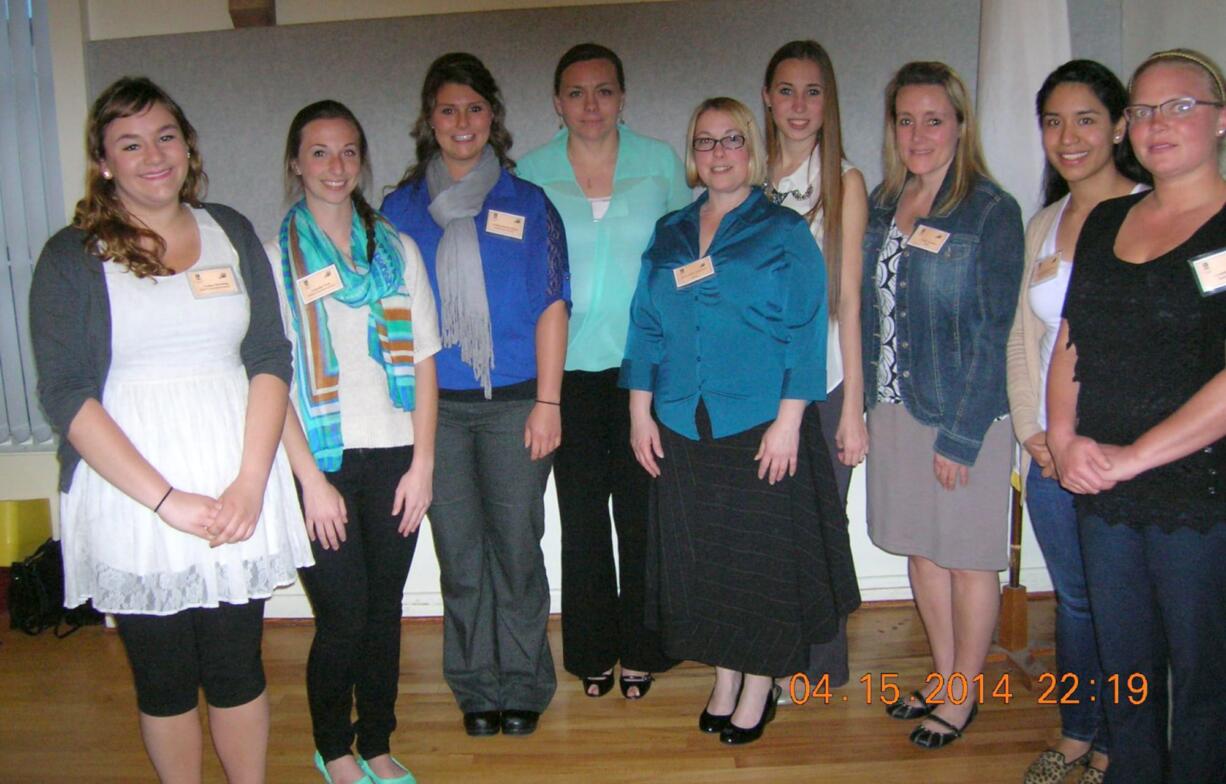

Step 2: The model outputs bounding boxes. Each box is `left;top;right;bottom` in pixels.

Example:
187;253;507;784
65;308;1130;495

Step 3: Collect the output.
426;146;501;397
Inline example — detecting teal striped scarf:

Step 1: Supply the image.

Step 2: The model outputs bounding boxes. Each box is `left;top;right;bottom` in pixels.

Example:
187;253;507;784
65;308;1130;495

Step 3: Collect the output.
279;200;416;471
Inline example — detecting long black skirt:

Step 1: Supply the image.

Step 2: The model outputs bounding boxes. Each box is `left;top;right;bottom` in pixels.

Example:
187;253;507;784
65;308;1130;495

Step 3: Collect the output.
644;402;861;677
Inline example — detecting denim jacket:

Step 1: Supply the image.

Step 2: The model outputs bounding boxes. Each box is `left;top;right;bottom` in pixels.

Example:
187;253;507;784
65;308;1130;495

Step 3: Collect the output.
860;172;1023;465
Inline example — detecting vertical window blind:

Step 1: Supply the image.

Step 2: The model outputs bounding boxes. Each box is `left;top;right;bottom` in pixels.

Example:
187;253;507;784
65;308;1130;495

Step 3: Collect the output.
1;0;63;449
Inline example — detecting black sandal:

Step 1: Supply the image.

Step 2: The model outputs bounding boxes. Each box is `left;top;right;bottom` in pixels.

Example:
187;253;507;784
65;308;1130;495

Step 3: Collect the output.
619;672;654;700
582;671;615;698
909;704;978;749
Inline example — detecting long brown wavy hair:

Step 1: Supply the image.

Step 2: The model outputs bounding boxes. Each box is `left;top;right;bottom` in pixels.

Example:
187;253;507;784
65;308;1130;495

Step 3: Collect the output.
763;40;847;312
394;52;515;187
73;77;206;277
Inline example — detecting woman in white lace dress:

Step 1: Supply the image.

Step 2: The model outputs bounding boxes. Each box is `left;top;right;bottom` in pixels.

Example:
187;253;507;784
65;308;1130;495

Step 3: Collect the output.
30;77;311;784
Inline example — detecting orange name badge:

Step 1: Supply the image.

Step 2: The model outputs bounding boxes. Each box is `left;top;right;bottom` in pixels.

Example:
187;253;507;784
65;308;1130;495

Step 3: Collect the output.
486;210;526;240
673;256;715;288
296;265;343;305
907;225;951;254
186;266;240;298
1189;248;1226;297
1030;254;1061;286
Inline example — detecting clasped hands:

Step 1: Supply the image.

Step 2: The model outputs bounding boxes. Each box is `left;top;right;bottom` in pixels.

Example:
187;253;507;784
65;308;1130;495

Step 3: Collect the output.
1046;432;1142;495
156;473;265;548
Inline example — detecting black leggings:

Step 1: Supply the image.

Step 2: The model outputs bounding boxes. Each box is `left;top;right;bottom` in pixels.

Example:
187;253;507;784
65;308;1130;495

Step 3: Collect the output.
115;599;267;717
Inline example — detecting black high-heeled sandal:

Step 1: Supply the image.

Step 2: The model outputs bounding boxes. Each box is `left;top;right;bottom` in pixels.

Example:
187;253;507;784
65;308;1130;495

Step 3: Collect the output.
582;671;615;698
619;672;654;700
719;683;781;745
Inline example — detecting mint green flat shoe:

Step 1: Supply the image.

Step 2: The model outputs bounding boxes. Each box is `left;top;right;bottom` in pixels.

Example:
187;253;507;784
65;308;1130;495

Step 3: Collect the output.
314;751;373;784
359;755;416;784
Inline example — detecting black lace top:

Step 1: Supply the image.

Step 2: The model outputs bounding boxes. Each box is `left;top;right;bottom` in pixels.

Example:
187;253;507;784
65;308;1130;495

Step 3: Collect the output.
1063;192;1226;532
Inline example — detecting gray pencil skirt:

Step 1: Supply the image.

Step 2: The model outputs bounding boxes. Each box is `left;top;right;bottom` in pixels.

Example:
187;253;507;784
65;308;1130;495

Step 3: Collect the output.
865;403;1012;572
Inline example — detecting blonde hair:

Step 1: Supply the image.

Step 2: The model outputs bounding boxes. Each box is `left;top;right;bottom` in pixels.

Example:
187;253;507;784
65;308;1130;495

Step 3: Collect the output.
763;40;847;311
877;61;992;216
74;77;206;278
1129;48;1225;102
683;97;766;189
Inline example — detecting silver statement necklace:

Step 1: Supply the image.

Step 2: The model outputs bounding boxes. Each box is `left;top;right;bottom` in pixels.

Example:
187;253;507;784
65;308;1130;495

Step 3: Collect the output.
764;148;816;205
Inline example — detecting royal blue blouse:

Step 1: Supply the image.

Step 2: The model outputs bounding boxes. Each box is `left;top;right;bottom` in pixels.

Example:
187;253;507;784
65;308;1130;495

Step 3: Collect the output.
381;169;571;393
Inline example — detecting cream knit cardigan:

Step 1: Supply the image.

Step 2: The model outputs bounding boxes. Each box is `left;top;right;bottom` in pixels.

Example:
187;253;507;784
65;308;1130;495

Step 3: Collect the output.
1005;197;1066;488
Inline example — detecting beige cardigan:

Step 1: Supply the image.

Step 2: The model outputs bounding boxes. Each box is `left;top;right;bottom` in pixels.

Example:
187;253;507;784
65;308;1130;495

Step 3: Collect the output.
1005;197;1067;484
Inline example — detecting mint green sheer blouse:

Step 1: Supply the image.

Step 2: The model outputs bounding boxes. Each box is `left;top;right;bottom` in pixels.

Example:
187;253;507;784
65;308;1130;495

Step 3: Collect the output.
517;126;691;371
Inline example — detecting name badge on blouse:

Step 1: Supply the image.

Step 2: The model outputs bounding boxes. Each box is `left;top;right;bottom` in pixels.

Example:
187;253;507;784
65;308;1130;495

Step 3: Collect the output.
906;225;951;254
1030;254;1061;287
296;265;343;305
186;266;240;299
674;256;715;288
486;210;526;240
1189;248;1226;297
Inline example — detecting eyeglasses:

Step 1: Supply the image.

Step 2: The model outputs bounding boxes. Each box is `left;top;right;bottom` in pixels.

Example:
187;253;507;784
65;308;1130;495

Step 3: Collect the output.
692;133;746;152
1123;96;1224;124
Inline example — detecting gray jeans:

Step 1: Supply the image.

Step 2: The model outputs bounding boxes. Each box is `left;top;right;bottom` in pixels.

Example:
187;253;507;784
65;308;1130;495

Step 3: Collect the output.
430;397;557;713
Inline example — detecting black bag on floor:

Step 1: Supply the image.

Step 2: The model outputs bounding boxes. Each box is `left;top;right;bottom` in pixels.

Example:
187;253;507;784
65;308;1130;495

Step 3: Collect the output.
8;538;102;637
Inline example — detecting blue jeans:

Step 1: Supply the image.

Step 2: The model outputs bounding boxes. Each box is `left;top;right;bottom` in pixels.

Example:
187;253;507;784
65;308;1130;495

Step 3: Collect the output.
1026;465;1108;753
1079;514;1226;783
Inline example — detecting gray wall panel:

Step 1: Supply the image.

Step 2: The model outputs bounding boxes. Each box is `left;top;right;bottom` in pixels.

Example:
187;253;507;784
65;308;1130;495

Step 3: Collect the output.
1069;0;1123;78
86;0;1119;237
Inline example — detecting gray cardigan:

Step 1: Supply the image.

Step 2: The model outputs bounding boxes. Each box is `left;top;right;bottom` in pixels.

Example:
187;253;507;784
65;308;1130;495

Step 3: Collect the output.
29;202;292;491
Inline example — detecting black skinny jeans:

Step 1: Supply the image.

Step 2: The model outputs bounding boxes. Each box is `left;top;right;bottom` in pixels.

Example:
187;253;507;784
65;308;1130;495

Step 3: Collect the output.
297;446;419;762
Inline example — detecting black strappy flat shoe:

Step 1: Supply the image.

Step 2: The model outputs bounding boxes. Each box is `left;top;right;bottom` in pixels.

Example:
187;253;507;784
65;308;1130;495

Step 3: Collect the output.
885;689;935;720
909;703;978;749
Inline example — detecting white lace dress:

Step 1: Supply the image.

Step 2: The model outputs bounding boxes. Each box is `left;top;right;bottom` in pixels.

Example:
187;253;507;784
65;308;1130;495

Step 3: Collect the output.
60;209;313;615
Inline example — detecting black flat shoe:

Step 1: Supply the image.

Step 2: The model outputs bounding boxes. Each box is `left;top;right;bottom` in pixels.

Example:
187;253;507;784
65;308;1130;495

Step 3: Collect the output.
501;709;540;736
720;684;781;745
886;689;935;720
463;710;501;736
620;672;653;700
909;703;978;749
582;671;615;698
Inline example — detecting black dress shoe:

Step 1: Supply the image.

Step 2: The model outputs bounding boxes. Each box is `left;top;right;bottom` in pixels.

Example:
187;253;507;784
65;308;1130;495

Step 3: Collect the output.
699;707;732;734
720;684;780;745
463;710;501;736
500;709;540;736
699;679;743;733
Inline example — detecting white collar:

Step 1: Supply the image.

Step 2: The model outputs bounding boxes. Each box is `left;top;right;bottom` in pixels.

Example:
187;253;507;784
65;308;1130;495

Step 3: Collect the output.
776;143;821;193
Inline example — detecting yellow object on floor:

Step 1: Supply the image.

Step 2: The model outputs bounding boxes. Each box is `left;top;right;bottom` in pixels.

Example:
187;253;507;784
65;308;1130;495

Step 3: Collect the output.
0;499;52;566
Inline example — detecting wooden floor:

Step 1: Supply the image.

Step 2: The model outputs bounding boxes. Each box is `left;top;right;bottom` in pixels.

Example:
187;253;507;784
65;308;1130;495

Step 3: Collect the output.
0;598;1063;783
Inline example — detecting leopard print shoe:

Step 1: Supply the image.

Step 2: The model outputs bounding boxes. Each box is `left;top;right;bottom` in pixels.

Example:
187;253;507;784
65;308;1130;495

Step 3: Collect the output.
1023;749;1090;784
1078;765;1106;784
